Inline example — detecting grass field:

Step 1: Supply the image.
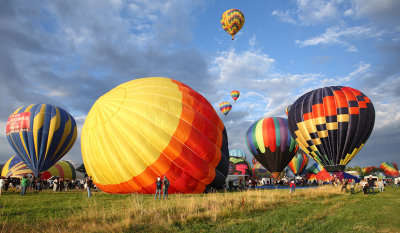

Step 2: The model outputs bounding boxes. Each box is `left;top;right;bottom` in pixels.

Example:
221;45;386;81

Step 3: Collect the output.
0;186;399;233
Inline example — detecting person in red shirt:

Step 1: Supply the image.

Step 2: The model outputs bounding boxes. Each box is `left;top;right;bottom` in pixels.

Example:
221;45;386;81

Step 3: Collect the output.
289;181;296;194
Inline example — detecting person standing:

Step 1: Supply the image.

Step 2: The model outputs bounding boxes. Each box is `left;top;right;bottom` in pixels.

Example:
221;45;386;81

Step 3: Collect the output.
378;179;384;192
154;177;162;199
367;176;375;194
53;178;58;192
20;176;29;195
0;177;5;196
350;179;355;194
162;176;170;200
289;181;296;194
341;179;349;192
86;177;93;197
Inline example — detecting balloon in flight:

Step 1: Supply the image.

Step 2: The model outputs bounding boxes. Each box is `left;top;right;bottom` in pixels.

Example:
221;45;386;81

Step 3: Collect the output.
221;9;245;40
219;102;232;116
230;90;240;102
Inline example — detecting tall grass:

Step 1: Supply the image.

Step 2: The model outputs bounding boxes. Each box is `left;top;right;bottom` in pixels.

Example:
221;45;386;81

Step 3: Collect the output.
1;186;398;232
2;186;340;232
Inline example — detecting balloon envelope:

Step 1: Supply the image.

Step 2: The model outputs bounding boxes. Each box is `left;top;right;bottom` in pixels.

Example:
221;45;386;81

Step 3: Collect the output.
228;156;251;176
219;102;232;116
1;155;76;180
221;9;245;40
81;77;229;194
288;86;375;172
230;90;240;101
287;149;309;176
6;104;77;176
380;162;399;178
252;157;271;179
246;117;297;178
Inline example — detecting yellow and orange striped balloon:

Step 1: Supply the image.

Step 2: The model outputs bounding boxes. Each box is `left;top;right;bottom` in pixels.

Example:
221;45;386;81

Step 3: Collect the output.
81;77;229;194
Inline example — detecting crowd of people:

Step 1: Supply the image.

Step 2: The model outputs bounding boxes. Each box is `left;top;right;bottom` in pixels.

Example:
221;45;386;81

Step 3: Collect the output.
0;175;95;197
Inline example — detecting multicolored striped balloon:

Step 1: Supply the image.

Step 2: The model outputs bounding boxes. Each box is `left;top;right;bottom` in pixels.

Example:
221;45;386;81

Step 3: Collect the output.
380;162;399;178
219;101;232;116
246;117;298;178
229;149;246;159
228;156;251;176
306;162;324;174
288;86;375;172
6;104;77;176
1;155;76;180
221;9;245;40
82;77;229;194
230;90;240;101
287;149;309;176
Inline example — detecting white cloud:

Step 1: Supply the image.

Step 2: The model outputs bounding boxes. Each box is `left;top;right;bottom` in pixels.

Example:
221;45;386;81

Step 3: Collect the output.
352;0;400;26
271;10;297;24
296;0;339;25
296;25;384;51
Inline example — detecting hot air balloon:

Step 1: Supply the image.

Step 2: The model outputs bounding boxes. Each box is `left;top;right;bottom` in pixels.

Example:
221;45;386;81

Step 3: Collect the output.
219;102;232;116
252;157;271;179
221;9;245;40
246;117;298;178
287;149;309;176
229;149;246;159
380;162;399;178
362;166;377;175
306;162;324;174
81;77;229;194
1;155;33;178
6;104;77;176
287;86;375;172
228;156;251;176
230;90;240;102
1;155;76;180
40;160;76;180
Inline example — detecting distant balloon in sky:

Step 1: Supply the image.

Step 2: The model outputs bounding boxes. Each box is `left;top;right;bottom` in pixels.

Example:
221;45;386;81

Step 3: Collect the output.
380;162;399;178
221;9;245;40
287;86;375;172
230;90;240;102
6;104;77;176
81;77;229;194
219;101;232;116
306;162;325;175
287;149;309;176
246;117;298;178
229;149;246;159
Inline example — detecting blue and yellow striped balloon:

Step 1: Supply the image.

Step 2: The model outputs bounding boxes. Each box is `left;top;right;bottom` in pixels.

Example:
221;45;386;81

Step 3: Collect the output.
6;104;77;176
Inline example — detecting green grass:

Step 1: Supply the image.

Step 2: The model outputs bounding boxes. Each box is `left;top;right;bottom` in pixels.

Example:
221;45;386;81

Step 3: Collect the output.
0;187;399;233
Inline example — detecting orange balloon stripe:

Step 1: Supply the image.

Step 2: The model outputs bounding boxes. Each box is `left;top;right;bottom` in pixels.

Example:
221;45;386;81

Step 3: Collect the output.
341;88;357;101
333;90;348;108
323;96;337;116
312;103;325;118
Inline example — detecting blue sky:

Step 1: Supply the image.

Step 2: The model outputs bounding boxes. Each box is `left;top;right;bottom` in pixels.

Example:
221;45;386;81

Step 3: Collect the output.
0;0;399;168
